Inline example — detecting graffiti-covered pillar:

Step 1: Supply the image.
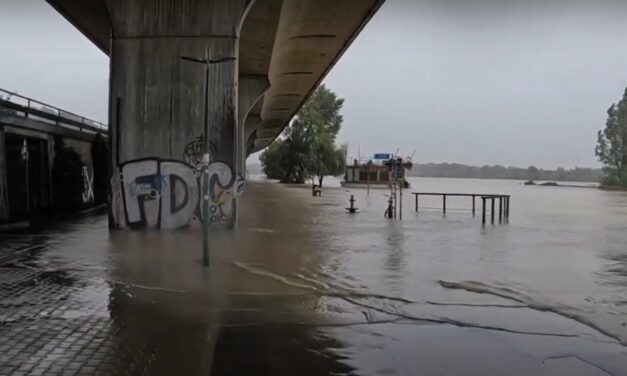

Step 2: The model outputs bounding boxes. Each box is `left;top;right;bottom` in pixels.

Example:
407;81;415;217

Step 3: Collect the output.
108;0;253;230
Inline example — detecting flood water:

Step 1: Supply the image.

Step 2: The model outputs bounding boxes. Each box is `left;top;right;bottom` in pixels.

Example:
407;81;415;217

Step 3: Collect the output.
1;177;627;375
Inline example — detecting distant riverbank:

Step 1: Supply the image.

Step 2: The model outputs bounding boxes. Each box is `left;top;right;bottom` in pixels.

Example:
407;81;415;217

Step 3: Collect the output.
523;180;600;189
599;184;627;191
247;162;603;183
246;163;627;192
405;162;602;183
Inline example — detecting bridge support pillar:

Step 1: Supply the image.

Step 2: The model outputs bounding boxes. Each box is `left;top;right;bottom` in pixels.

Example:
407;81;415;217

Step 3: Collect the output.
244;115;263;158
108;0;254;230
231;75;268;228
237;75;269;179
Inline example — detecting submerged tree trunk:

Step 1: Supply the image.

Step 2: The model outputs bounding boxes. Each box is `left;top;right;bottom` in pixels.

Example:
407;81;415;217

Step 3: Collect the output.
318;175;324;187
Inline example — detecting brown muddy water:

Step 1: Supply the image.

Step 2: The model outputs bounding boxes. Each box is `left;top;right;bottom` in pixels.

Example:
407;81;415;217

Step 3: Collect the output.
1;177;627;375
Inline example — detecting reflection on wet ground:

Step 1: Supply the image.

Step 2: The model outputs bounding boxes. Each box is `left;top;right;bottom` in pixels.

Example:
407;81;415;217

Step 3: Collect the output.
1;178;627;375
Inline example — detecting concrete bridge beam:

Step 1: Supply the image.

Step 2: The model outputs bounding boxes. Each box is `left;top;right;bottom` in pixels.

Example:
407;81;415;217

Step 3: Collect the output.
245;115;263;156
232;74;268;228
237;75;269;177
108;0;254;230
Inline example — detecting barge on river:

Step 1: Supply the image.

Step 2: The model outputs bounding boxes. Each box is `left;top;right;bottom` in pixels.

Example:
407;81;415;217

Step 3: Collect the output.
342;155;411;189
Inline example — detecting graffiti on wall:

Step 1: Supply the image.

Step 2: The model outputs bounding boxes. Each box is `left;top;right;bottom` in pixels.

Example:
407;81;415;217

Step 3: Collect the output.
182;134;242;226
113;158;200;229
112;157;243;229
81;166;94;203
205;161;244;224
183;134;216;167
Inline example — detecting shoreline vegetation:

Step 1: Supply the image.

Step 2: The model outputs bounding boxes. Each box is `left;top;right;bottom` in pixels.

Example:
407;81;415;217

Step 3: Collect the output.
595;88;627;188
249;166;627;191
250;162;603;183
599;184;627;191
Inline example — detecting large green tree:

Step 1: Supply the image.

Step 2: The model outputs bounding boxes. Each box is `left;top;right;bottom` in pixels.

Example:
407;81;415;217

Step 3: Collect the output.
260;85;346;185
596;88;627;186
259;139;287;180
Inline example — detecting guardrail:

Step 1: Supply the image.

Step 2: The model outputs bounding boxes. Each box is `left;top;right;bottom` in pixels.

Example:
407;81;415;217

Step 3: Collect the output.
412;192;510;225
0;88;107;134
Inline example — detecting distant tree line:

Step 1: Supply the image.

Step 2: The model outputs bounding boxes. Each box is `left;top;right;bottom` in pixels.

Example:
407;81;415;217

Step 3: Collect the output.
406;163;602;182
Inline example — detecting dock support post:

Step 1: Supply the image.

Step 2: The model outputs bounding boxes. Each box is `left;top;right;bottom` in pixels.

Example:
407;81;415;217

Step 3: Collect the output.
443;194;447;214
499;196;503;223
491;197;495;224
482;197;486;225
415;194;419;212
399;184;403;220
472;195;476;216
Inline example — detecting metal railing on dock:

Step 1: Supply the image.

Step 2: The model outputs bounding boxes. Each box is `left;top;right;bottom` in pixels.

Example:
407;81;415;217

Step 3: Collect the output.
411;192;510;225
0;88;107;134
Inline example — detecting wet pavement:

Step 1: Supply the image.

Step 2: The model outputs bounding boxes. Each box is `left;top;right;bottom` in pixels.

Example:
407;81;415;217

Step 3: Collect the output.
0;215;152;375
1;179;627;375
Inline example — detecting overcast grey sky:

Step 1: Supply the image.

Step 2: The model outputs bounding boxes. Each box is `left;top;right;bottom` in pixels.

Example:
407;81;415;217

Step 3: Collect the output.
2;0;627;168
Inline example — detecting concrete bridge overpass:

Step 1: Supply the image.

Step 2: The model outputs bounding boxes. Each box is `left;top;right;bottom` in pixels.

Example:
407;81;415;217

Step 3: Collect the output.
46;0;384;229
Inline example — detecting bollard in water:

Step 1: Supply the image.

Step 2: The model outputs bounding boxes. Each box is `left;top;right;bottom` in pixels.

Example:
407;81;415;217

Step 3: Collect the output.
385;197;394;218
312;184;322;197
346;195;358;214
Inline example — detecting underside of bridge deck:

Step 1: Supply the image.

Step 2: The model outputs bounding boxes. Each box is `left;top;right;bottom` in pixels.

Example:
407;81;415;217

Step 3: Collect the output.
46;0;384;229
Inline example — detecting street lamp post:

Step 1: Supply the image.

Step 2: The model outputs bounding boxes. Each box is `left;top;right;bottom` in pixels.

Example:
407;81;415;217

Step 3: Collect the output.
180;54;236;267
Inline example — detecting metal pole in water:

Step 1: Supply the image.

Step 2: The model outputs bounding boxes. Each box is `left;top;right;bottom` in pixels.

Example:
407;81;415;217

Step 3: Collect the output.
443;194;446;214
491;197;495;224
482;197;486;224
367;164;370;195
393;183;397;218
180;54;216;267
399;181;403;220
415;194;418;213
472;195;475;216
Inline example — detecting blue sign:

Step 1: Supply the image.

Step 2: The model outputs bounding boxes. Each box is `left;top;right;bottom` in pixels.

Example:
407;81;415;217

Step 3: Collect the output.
373;153;392;160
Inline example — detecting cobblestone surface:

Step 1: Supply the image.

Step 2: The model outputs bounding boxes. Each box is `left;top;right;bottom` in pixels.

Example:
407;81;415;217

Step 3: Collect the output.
0;219;160;376
0;261;155;376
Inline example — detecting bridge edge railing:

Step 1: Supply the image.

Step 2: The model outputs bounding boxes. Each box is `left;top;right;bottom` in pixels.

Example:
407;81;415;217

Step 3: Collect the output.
0;88;107;135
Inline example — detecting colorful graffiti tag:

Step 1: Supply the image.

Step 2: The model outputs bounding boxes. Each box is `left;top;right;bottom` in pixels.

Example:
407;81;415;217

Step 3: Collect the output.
112;158;243;229
205;161;244;224
183;134;217;167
